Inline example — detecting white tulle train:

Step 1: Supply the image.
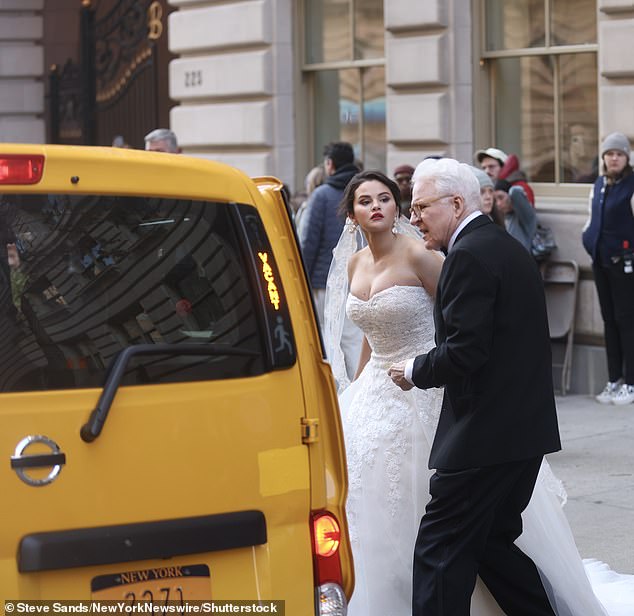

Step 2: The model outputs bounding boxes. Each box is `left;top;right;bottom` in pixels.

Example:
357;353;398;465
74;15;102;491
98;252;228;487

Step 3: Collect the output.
339;286;634;615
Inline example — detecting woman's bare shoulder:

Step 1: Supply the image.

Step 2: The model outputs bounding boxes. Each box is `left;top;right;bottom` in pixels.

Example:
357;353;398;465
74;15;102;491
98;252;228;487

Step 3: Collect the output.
347;245;370;278
402;235;443;265
349;245;371;265
400;235;443;294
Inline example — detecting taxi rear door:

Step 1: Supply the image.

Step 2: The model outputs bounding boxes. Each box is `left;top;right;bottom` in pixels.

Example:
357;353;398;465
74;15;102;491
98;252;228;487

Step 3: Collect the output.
0;150;314;611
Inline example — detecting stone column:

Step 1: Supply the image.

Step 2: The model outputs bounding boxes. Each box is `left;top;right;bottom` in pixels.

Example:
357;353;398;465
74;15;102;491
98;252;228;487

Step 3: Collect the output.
597;0;634;140
0;0;44;143
384;0;473;171
167;0;295;185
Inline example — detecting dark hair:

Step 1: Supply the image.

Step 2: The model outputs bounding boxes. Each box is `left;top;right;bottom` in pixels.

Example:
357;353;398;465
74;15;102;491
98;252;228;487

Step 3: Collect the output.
338;170;401;218
323;142;355;170
494;179;512;193
489;202;505;227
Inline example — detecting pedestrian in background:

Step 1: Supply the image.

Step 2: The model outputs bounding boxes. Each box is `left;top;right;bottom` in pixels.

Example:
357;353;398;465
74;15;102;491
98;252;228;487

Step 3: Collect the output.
582;132;634;405
393;164;415;217
144;128;181;153
471;166;504;227
493;178;538;254
300;141;361;378
295;164;325;240
300;142;359;319
475;147;535;206
111;135;130;148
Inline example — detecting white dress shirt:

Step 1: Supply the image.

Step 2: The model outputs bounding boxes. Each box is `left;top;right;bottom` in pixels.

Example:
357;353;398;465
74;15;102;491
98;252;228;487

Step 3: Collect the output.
403;211;484;384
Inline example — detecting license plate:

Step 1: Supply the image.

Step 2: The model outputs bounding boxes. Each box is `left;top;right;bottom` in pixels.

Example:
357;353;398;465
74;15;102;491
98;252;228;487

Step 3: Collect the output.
91;564;211;600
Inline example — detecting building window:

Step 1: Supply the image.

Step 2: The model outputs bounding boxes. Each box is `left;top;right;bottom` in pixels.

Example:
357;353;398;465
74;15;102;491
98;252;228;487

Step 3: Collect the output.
481;0;598;183
304;0;386;170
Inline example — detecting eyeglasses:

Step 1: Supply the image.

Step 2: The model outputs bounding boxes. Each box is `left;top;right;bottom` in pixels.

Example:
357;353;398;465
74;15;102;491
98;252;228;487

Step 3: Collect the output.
410;193;454;217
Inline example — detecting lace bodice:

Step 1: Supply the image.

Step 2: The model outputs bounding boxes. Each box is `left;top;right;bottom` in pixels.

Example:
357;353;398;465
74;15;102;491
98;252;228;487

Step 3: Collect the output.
346;285;435;364
341;285;441;532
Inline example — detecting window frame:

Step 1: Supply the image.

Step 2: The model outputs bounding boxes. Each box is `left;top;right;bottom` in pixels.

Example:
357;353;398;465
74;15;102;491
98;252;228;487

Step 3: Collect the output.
301;0;386;168
474;0;598;190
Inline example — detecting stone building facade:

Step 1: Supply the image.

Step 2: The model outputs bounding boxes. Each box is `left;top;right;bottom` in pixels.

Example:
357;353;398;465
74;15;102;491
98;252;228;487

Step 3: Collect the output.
1;0;633;392
0;0;45;143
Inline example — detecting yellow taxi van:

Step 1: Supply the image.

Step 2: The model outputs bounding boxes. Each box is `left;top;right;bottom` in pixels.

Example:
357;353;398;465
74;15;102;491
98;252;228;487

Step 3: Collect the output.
0;145;352;614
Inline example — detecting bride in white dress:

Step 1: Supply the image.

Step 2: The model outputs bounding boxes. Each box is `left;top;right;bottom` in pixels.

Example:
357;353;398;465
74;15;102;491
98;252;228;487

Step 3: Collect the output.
324;170;634;616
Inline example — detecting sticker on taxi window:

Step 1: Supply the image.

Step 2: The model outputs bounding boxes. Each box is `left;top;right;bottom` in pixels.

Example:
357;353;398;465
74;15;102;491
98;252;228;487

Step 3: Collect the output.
258;252;281;310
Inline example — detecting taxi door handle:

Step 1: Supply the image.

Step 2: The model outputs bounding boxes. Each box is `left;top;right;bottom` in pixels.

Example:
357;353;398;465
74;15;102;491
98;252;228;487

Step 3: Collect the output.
11;452;66;469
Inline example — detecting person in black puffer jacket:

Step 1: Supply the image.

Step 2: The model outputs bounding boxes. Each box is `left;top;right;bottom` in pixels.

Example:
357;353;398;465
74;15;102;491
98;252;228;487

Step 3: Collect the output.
582;132;634;405
300;142;359;316
300;141;361;377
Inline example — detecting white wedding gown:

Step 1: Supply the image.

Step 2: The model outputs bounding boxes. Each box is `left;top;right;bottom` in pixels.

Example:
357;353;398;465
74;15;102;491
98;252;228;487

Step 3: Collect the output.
339;284;634;616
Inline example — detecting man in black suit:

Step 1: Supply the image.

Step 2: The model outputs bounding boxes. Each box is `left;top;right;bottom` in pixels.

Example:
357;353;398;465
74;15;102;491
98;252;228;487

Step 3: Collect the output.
388;158;561;615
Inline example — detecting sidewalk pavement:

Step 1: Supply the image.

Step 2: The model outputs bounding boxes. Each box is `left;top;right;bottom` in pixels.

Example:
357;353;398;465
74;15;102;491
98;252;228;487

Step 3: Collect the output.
546;394;634;573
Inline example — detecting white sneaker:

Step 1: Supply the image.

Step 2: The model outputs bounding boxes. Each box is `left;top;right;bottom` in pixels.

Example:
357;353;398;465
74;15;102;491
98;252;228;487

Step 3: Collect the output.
612;383;634;405
595;380;623;404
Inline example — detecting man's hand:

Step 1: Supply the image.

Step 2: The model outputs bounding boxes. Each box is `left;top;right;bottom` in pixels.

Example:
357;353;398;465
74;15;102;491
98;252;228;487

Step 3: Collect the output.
388;361;414;391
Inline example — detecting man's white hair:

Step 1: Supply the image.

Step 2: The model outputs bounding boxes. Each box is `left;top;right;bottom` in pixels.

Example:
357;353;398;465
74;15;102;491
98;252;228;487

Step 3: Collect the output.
412;157;481;212
144;128;179;152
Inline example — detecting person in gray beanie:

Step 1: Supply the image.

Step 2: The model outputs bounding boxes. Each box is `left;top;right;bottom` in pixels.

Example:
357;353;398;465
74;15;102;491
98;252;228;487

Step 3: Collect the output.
470;166;504;226
599;132;631;174
471;166;494;192
582;132;634;404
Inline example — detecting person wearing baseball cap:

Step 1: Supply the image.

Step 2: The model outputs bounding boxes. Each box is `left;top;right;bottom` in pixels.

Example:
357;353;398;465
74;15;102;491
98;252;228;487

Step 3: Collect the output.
582;132;634;405
393;164;415;217
474;147;508;181
475;147;535;206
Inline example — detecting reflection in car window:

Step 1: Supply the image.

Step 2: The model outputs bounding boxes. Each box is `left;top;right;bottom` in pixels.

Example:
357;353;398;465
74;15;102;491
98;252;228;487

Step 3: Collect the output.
0;194;270;392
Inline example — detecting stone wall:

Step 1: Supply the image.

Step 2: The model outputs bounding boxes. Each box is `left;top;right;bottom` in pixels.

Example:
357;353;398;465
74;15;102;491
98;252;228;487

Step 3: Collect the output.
598;0;634;138
167;0;295;185
385;0;473;171
0;0;44;143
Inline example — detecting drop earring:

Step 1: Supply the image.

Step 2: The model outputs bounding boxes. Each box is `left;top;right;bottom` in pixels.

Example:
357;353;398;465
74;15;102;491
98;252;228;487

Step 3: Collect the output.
392;218;398;235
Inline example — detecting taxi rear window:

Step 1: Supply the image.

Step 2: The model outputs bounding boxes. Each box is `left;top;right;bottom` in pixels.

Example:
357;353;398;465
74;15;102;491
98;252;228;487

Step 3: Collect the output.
0;193;293;393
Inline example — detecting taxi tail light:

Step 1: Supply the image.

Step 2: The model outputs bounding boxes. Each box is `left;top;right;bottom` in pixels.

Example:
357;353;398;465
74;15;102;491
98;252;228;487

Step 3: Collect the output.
311;511;348;615
0;155;44;184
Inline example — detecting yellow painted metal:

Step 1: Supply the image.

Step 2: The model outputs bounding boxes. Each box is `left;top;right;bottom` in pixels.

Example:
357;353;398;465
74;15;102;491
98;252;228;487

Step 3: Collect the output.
253;178;354;596
0;146;352;605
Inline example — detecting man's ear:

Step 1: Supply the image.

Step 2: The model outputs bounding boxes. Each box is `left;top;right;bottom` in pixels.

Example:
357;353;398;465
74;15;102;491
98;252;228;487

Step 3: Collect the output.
453;194;465;216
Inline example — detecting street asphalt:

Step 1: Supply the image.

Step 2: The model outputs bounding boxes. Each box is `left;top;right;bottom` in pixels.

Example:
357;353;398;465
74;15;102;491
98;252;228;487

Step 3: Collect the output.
546;394;634;573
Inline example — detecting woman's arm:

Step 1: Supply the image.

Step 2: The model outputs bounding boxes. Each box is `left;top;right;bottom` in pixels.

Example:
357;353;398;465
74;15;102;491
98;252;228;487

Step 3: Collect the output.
509;185;537;237
353;336;371;381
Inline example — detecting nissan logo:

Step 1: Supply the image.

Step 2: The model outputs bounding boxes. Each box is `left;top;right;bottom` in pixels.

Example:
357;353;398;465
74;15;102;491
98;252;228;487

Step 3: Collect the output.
10;435;66;487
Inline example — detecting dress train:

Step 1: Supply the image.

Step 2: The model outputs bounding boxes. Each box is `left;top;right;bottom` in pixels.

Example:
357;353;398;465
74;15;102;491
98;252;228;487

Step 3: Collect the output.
339;286;634;615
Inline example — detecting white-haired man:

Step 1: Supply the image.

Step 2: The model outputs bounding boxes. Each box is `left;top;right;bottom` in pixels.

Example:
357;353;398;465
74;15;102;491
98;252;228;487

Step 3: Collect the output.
144;128;181;154
389;158;560;615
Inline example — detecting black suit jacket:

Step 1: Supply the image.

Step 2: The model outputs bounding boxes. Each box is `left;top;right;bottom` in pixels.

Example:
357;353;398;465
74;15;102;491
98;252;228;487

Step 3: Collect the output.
412;215;561;469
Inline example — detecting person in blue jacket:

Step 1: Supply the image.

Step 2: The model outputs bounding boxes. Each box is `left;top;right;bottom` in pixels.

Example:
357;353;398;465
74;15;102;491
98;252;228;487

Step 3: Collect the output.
300;142;361;377
582;132;634;405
